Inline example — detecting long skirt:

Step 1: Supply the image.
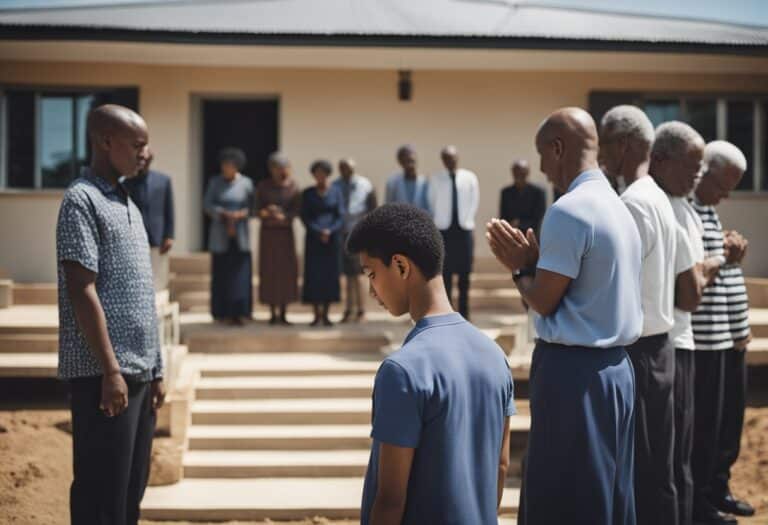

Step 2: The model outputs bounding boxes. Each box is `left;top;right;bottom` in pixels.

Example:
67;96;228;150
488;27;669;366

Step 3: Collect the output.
211;239;252;318
523;340;636;525
258;225;299;306
302;232;341;304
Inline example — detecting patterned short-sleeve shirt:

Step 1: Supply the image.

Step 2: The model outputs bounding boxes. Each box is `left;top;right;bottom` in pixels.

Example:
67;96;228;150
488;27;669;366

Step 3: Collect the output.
56;173;162;381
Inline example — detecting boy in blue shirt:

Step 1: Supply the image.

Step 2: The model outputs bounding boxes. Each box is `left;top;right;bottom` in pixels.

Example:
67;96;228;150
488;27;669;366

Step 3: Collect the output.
346;203;516;525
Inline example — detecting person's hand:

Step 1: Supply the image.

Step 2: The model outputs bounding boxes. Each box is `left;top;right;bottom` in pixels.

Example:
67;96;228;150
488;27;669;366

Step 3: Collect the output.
725;231;748;264
320;230;331;243
101;371;129;417
160;238;174;255
486;219;539;272
151;379;166;411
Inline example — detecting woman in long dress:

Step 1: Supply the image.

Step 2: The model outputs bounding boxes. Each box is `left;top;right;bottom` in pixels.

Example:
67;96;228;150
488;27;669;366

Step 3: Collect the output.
203;147;254;325
256;153;300;325
300;159;344;326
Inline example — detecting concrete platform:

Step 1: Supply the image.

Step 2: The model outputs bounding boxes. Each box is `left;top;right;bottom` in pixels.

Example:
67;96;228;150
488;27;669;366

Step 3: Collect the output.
188;424;373;450
0;352;57;377
191;398;374;425
12;283;57;305
0;333;58;353
192;352;382;378
184;328;391;354
141;477;520;520
195;374;375;399
746;338;768;366
0;305;58;334
749;308;768;338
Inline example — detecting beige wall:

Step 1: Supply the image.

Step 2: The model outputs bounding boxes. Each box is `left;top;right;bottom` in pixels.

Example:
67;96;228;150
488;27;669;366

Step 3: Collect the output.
1;59;768;282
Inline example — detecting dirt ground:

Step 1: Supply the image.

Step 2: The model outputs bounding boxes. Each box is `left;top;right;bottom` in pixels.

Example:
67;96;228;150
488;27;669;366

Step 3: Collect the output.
1;407;767;525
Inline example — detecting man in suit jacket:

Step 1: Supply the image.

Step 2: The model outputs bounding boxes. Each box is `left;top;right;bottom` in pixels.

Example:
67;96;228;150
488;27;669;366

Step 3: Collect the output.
124;149;175;291
428;145;479;320
499;160;547;239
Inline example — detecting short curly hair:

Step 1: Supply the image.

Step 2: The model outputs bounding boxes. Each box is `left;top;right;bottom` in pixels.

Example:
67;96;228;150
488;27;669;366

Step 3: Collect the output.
218;147;247;170
346;203;444;279
310;159;333;176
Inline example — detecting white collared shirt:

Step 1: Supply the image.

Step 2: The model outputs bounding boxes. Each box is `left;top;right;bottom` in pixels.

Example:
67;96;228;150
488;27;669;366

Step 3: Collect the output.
428;168;479;230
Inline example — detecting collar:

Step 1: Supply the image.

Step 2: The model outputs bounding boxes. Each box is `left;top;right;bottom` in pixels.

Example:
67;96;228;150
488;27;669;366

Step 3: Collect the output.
83;171;121;195
567;168;605;193
403;312;465;345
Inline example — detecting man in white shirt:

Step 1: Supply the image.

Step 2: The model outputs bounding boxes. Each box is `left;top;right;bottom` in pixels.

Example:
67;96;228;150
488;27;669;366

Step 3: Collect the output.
428;145;479;319
599;106;702;525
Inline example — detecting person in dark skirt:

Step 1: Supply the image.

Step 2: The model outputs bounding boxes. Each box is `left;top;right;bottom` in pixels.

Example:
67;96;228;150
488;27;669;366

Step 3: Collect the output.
203;147;254;325
301;159;345;326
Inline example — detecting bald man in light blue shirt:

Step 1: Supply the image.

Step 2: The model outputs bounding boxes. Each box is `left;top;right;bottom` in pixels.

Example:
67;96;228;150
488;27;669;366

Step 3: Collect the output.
488;108;642;525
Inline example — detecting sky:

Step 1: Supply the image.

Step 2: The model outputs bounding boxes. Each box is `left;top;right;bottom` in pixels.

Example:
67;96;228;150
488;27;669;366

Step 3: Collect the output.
0;0;766;28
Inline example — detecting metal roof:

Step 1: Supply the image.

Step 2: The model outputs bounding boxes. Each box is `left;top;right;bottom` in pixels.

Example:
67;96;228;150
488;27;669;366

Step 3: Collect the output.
1;0;767;53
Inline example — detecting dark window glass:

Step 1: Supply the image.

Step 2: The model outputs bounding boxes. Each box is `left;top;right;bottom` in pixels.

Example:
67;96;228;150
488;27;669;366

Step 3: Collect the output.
727;101;754;191
686;99;717;143
644;99;681;127
40;95;75;189
6;90;35;188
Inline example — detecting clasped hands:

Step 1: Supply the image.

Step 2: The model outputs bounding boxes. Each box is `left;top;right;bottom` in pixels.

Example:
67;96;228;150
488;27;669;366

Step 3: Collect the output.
486;219;539;273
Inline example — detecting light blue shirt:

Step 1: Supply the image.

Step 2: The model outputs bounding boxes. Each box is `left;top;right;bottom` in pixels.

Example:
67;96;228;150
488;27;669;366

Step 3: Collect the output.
384;172;430;213
534;169;643;348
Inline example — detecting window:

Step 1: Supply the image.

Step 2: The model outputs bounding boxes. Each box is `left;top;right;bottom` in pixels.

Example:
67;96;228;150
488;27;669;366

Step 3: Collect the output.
590;91;767;193
0;87;138;190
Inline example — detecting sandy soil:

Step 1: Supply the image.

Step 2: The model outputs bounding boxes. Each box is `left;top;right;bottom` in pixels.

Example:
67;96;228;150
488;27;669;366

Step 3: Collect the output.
1;407;766;525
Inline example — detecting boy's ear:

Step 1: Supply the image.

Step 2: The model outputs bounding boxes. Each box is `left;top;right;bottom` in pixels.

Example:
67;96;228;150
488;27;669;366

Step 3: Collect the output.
392;254;411;279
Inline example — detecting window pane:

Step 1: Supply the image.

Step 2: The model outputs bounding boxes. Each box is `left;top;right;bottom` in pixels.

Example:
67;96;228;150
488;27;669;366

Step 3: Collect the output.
645;99;681;127
40;96;74;189
727;101;754;191
76;95;95;175
6;91;35;188
686;99;717;143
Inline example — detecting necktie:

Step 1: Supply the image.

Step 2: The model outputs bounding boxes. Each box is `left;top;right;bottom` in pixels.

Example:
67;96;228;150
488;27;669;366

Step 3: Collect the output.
450;171;460;230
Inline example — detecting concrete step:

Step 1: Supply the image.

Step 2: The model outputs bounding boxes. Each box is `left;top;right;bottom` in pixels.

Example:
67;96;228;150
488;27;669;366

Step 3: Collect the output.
0;305;59;334
472;272;515;290
184;449;372;478
12;283;57;305
196;353;381;378
0;352;57;377
169;253;210;275
749;308;768;338
185;329;390;354
188;424;373;450
469;288;526;313
192;398;372;425
195;374;374;400
746;338;768;366
0;333;58;353
746;278;768;308
141;477;520;520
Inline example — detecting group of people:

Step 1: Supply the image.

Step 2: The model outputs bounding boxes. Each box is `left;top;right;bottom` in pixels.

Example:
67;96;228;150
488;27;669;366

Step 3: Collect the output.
204;142;549;326
55;101;755;525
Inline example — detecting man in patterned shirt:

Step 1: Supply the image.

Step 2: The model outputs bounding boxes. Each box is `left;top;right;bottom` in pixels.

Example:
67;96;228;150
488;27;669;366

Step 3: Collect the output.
691;140;754;523
57;104;164;525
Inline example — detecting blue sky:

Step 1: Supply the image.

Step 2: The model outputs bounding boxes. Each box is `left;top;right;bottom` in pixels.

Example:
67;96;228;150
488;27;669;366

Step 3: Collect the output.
1;0;767;28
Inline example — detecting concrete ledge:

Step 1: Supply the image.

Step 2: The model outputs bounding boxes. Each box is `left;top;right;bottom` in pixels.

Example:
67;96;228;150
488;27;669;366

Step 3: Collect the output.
12;283;57;305
0;279;12;309
746;278;768;309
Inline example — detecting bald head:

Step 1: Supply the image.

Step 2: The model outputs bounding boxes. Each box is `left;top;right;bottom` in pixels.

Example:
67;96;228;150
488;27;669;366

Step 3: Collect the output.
339;157;356;179
535;107;599;193
512;159;529;186
441;145;459;171
87;104;149;179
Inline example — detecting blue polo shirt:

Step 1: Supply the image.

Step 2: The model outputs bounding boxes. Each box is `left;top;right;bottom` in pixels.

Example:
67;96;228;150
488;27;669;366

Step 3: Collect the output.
533;169;643;348
361;313;515;524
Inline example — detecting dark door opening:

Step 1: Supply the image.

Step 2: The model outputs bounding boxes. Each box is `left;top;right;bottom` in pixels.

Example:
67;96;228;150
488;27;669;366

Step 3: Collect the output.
201;98;279;249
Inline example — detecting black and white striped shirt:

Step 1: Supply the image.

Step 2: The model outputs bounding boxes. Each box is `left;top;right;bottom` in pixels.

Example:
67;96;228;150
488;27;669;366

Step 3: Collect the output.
691;201;750;351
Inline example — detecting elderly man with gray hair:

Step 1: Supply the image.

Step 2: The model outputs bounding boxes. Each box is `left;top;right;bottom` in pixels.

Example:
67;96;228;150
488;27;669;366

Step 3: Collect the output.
599;106;702;525
688;140;753;523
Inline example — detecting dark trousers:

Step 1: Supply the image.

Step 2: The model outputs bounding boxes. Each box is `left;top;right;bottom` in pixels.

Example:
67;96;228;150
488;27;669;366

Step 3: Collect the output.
712;349;747;501
625;333;678;525
691;351;726;515
443;271;470;319
211;238;253;319
674;349;696;525
70;377;156;525
523;341;636;525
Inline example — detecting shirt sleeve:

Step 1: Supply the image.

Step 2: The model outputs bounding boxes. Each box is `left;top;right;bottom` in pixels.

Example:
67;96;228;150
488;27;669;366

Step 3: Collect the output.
505;369;517;417
536;205;590;279
370;359;422;448
674;222;696;275
56;192;99;273
622;198;656;260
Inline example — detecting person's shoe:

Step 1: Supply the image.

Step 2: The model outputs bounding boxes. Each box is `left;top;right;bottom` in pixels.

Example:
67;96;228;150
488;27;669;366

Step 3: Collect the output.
355;310;365;323
269;315;279;325
713;492;755;517
232;317;244;326
310;317;321;327
280;316;293;326
340;310;352;323
322;316;334;327
693;505;738;525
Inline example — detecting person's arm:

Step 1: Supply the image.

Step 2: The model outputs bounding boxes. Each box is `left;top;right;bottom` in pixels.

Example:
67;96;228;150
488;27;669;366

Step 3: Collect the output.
497;416;511;509
366;187;378;212
370;443;415;525
673;224;702;312
466;172;480;224
203;178;223;219
161;177;175;254
385;177;395;204
327;188;346;234
300;191;323;234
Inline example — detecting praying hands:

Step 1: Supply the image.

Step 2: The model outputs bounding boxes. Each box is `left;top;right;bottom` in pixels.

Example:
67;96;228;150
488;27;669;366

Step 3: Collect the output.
486;218;539;272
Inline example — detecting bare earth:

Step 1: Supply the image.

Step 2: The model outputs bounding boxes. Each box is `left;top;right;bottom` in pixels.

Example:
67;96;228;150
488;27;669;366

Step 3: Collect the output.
1;408;766;525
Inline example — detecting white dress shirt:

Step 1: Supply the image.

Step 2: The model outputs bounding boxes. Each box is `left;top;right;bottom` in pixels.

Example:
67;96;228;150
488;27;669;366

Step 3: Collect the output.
428;168;479;231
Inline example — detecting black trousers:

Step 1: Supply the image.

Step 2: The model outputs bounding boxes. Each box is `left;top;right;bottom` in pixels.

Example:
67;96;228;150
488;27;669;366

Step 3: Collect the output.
712;349;747;501
70;376;156;525
443;271;470;319
691;351;725;515
674;349;696;525
625;333;678;525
